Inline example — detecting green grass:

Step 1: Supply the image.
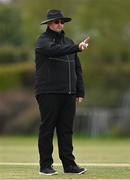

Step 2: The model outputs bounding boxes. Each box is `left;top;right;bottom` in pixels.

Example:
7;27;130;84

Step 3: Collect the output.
0;136;130;179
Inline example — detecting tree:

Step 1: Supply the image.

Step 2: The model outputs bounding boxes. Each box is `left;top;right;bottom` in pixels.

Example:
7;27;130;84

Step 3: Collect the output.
0;4;23;46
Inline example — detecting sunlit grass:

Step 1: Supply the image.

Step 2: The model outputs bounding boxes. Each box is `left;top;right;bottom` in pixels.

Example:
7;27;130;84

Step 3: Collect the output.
0;136;130;179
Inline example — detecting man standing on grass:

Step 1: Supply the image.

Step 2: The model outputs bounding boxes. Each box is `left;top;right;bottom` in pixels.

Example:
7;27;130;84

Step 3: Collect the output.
35;9;89;175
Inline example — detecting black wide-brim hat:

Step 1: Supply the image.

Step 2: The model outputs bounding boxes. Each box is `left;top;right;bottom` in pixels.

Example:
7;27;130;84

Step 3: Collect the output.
40;9;72;25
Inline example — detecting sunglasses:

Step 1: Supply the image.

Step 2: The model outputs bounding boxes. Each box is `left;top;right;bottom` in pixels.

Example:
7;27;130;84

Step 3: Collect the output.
53;20;64;24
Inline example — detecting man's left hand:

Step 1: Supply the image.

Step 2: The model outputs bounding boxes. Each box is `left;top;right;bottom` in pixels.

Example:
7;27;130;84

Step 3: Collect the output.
76;97;84;103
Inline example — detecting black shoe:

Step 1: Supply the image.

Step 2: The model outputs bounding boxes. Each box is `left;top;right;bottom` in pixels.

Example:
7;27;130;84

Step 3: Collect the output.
64;165;87;174
39;166;58;176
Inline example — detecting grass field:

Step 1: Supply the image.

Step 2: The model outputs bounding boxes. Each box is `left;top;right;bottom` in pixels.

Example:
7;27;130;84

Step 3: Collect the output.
0;136;130;179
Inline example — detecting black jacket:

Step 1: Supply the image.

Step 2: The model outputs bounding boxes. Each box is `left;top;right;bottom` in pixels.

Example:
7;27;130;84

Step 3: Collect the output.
35;27;85;97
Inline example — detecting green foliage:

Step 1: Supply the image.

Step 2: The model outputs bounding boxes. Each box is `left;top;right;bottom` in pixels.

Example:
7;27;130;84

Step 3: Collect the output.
0;72;21;90
0;45;29;64
82;57;130;106
74;0;130;63
0;4;30;64
0;63;34;90
0;4;23;46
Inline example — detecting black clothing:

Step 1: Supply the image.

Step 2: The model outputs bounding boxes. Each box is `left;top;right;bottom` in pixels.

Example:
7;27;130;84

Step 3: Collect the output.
35;27;85;97
36;94;76;168
64;164;87;174
39;166;58;175
35;27;85;170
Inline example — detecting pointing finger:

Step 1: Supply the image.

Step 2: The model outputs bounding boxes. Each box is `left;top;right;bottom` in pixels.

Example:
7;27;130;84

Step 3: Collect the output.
84;36;90;44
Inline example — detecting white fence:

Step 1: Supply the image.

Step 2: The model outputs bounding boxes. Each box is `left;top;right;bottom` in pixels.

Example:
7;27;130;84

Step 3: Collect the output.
74;107;130;136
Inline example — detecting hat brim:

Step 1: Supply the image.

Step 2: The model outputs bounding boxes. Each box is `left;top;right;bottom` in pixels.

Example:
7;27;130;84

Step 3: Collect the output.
40;17;71;25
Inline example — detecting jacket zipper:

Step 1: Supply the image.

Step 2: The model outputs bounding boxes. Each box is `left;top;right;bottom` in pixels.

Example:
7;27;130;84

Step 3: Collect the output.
67;55;71;94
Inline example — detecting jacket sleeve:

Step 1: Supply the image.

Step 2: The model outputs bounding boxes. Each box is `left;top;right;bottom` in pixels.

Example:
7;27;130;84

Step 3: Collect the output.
75;54;85;98
35;37;81;57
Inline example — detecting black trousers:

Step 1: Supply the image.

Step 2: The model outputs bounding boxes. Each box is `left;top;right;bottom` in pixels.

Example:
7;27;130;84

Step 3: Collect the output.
36;94;76;169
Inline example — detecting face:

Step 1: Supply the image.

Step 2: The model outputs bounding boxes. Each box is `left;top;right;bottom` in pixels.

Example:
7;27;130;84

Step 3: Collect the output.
48;19;64;32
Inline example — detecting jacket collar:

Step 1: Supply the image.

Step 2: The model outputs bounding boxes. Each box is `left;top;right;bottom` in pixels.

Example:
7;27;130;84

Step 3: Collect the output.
46;27;65;40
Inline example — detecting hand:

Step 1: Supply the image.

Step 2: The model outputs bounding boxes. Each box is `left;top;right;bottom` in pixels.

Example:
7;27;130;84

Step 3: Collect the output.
79;36;90;51
79;42;88;50
76;97;84;103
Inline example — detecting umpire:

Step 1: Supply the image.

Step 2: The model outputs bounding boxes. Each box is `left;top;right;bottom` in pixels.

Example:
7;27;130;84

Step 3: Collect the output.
35;9;89;175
